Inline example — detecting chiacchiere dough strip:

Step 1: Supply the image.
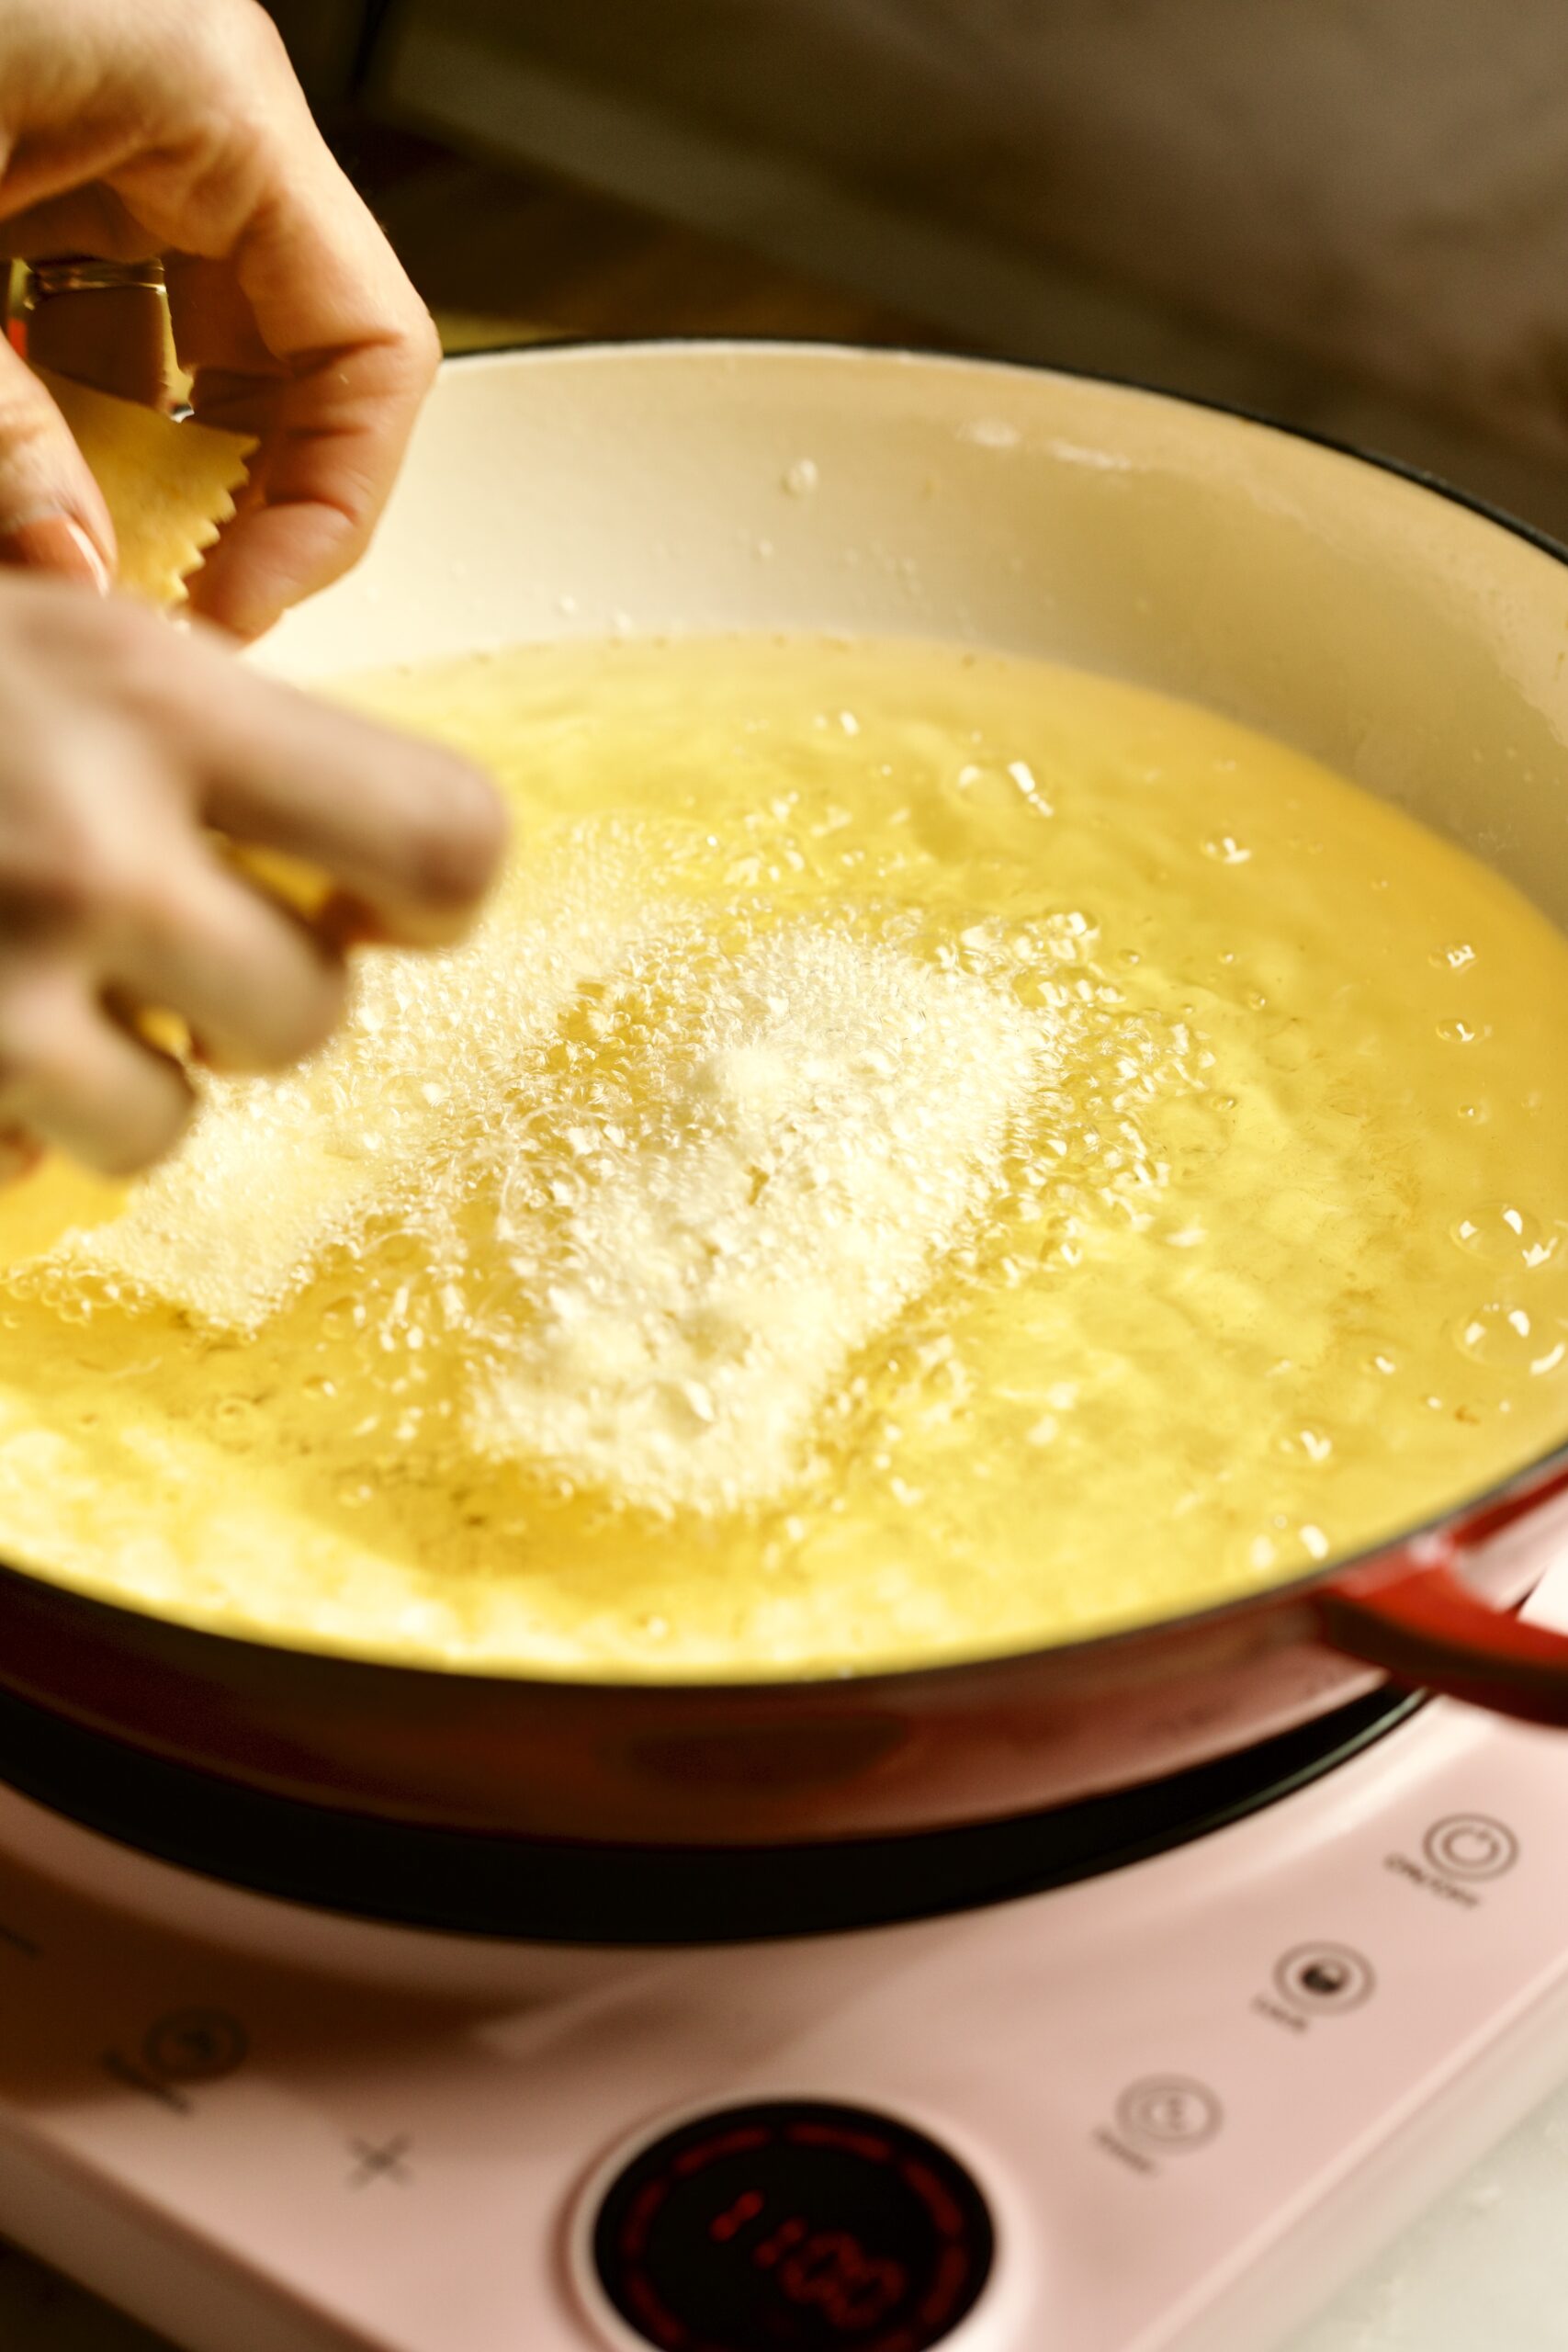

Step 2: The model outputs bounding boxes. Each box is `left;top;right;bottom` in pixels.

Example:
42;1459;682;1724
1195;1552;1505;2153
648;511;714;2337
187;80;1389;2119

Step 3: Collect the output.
36;366;254;606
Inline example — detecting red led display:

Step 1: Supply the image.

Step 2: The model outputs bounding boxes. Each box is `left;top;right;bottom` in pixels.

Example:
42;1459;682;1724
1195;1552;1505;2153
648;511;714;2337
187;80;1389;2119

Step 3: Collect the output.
592;2098;994;2351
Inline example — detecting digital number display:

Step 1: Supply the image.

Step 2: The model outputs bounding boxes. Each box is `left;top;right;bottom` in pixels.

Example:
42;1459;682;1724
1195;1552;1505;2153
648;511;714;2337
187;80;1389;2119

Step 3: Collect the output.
591;2098;994;2351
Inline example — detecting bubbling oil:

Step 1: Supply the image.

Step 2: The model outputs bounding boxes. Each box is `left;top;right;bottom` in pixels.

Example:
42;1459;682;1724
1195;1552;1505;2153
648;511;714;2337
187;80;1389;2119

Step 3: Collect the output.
2;634;1567;1679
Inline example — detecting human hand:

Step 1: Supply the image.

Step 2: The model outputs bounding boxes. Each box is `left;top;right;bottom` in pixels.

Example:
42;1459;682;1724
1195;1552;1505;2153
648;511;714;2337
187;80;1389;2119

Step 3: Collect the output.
0;572;504;1179
0;0;439;638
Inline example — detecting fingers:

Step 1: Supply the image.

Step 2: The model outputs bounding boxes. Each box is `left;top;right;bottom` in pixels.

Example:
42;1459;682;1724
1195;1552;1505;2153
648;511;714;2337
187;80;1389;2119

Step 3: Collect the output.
157;624;507;943
0;339;116;586
0;966;192;1177
178;287;438;640
207;699;506;945
0;571;505;1183
109;850;347;1072
166;153;438;639
0;0;434;636
0;189;158;269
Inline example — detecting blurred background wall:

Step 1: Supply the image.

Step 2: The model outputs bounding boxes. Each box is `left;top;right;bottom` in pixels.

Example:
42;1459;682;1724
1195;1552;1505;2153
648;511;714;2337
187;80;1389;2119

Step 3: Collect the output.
263;0;1568;526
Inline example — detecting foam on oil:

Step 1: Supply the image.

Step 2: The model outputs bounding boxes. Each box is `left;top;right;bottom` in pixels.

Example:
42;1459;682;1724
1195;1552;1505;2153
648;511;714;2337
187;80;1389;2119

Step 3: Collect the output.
2;634;1566;1679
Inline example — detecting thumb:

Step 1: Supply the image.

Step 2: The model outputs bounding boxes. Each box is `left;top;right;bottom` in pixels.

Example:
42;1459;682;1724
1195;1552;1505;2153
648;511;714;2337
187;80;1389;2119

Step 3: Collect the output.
0;336;116;588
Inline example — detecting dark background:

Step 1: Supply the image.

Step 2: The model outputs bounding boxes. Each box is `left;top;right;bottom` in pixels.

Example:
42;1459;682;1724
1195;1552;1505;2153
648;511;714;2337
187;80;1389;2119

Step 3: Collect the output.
257;0;1568;539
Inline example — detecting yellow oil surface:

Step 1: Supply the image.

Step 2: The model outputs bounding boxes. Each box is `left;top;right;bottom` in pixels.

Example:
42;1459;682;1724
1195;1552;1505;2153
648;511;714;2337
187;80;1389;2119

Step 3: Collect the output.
1;634;1567;1679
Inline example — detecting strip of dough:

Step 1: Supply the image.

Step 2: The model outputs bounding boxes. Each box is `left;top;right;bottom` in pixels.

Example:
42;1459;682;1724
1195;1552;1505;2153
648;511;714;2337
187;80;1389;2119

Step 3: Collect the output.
37;367;254;605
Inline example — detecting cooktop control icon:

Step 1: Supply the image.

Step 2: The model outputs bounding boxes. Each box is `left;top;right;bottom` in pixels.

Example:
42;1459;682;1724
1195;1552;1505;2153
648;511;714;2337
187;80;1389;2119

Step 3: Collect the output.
141;2008;249;2086
1423;1815;1520;1883
1274;1944;1376;2016
1115;2076;1224;2152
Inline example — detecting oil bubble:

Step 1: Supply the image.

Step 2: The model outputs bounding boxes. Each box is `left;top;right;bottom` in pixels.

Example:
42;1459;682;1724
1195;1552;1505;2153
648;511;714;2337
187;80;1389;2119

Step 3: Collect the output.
1453;1301;1567;1375
1452;1204;1557;1270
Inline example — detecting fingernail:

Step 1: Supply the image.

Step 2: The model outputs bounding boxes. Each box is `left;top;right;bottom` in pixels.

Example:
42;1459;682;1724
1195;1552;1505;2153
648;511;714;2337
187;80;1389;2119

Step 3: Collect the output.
0;514;110;592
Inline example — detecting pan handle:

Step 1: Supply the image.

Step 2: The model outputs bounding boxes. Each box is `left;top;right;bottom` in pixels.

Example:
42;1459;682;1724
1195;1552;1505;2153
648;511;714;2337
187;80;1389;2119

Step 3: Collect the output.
1316;1466;1568;1724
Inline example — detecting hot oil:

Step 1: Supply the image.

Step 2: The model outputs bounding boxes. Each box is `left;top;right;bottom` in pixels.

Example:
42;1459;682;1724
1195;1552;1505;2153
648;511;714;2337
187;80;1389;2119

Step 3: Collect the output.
2;634;1567;1678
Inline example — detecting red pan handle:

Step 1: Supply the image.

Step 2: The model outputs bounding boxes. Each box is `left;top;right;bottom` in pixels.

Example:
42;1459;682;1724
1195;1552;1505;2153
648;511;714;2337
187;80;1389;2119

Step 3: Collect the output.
1317;1464;1568;1724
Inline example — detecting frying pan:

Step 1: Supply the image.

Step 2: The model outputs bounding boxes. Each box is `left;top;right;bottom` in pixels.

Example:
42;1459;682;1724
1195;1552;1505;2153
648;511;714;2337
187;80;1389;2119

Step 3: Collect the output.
6;339;1568;1849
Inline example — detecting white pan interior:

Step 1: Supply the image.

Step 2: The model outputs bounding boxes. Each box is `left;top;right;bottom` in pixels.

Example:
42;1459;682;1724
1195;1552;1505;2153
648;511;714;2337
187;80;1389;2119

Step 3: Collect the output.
257;339;1568;926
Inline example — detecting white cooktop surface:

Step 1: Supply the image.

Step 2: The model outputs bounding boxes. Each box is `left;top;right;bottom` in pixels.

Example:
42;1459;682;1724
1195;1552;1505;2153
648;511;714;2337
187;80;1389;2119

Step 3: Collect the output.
5;2066;1568;2352
2;1666;1568;2352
